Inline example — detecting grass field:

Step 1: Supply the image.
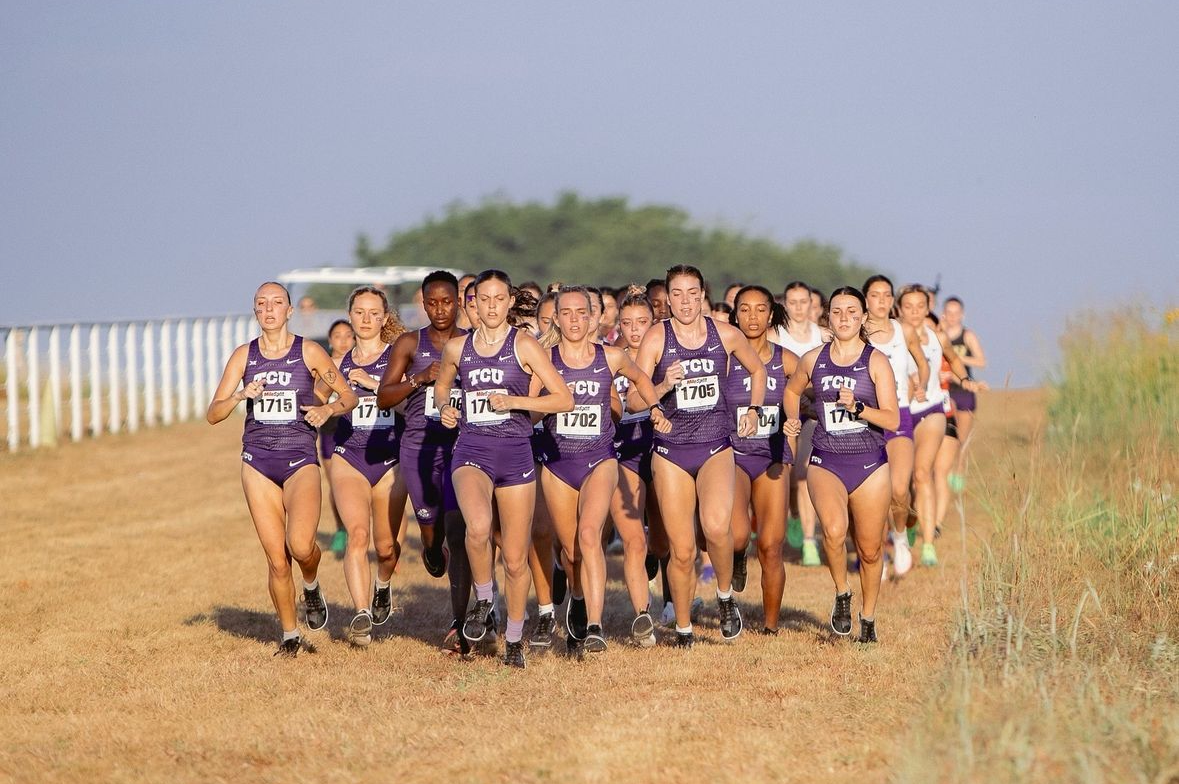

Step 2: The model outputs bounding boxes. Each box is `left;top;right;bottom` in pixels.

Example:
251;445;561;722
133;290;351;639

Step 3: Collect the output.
0;379;1173;781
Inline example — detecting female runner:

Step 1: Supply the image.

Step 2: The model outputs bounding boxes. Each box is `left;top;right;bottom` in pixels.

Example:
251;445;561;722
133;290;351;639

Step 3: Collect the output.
324;287;408;646
725;285;800;634
773;281;825;567
940;296;986;488
378;271;470;651
535;286;667;654
863;274;929;577
635;265;767;647
434;270;574;669
784;286;898;643
324;319;354;557
207;282;358;656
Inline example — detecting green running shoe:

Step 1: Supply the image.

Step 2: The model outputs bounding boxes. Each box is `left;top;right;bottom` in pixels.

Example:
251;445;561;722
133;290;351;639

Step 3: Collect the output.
786;516;804;549
948;473;966;494
801;540;821;567
907;526;917;548
330;529;347;557
921;542;938;567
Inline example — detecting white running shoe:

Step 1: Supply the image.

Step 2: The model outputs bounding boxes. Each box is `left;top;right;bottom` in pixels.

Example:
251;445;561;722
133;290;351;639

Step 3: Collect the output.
892;531;913;577
660;602;677;627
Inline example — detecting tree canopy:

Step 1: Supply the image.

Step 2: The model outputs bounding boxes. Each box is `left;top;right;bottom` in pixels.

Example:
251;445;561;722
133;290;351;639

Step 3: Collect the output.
323;192;875;304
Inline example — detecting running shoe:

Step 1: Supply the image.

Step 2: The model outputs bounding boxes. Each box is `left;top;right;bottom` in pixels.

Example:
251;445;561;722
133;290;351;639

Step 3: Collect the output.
529;612;556;651
934;525;943;540
347;610;373;648
759;627;780;636
552;563;567;607
732;549;749;592
463;599;494;642
948;473;966;494
274;637;302;658
906;526;917;547
478;613;499;657
857;615;877;644
440;620;462;655
503;640;526;669
786;516;804;549
645;553;659;581
330;529;347;557
690;596;704;624
583;624;608;654
630;610;656;648
718;596;743;641
830;590;853;636
422;541;448;578
892;533;913;577
660;602;677;627
303;584;328;631
669;630;695;649
699;564;716;585
801;540;821;567
371;583;392;625
921;542;938;567
566;596;588;641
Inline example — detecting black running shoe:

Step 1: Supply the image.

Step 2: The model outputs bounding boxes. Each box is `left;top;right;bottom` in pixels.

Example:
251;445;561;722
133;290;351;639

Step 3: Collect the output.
630;610;656;648
303;584;328;631
477;611;499;656
759;627;780;636
732;549;748;593
644;553;659;581
371;583;392;626
857;615;877;644
422;542;447;578
669;630;695;649
718;596;743;641
463;599;494;642
503;640;526;669
274;637;301;657
347;610;373;647
565;634;584;660
831;590;853;636
529;612;556;651
566;595;588;641
583;624;608;654
552;564;568;606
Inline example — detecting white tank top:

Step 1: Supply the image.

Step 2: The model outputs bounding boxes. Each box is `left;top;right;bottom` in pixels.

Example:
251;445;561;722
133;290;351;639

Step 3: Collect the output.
869;319;912;407
910;326;945;414
772;321;823;358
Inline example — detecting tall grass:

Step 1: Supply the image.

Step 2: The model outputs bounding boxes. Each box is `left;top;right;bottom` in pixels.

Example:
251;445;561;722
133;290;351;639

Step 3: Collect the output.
899;313;1179;783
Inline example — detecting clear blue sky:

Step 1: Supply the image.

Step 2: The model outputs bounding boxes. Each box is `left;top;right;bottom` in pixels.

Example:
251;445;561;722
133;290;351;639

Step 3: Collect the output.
3;2;1177;386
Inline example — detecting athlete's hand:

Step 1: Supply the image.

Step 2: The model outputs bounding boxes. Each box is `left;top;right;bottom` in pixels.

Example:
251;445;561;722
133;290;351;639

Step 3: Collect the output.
241;379;265;400
783;417;802;438
966;379;989;392
488;393;512;413
663;361;685;387
914;387;927;403
348;368;379;391
837;386;856;411
651;407;672;435
419;362;441;384
737;408;759;437
820;327;834;343
440;403;460;429
301;404;333;428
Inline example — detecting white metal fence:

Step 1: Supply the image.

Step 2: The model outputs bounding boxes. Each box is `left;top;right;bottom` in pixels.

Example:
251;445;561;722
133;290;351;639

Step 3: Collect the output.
2;315;256;452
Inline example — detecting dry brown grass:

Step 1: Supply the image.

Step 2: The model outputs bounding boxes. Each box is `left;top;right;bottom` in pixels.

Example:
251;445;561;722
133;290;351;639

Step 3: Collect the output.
0;392;1030;784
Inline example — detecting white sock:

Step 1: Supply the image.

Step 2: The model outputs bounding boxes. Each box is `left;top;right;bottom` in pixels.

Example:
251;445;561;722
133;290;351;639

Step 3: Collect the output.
375;578;390;589
571;593;584;602
282;628;301;642
303;578;319;591
675;624;693;634
538;603;554;617
716;588;732;601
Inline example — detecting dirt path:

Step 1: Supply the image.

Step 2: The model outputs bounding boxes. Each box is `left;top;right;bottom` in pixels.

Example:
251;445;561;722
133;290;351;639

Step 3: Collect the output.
0;390;1038;783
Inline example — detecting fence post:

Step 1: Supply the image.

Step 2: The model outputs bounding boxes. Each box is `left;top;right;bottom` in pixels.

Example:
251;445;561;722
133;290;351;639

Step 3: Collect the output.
161;321;174;425
191;319;205;420
49;326;63;437
126;323;139;433
89;325;102;437
176;320;190;422
27;328;41;448
143;322;156;427
69;325;83;442
5;329;18;451
205;319;219;403
235;316;249;349
108;324;121;434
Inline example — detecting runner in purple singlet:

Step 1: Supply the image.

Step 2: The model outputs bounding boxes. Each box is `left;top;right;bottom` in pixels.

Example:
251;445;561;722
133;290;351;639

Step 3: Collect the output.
324;319;354;558
784;286;898;644
433;270;574;669
207;282;358;656
634;265;768;648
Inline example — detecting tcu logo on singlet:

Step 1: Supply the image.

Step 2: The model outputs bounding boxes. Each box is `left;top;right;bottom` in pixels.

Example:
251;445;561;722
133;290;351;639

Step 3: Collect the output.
743;376;776;392
467;367;504;385
820;375;858;392
252;370;292;386
682;358;715;374
567;379;601;396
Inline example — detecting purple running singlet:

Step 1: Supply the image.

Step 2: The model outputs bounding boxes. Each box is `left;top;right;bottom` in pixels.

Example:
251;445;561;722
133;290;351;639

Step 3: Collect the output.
652;318;731;475
400;328;464;523
724;343;793;479
331;344;400;486
808;342;887;493
241;335;319;485
613;372;654;482
542;344;616;489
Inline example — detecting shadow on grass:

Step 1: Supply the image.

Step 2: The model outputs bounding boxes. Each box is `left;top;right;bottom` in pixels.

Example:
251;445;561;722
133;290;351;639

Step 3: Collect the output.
184;606;283;645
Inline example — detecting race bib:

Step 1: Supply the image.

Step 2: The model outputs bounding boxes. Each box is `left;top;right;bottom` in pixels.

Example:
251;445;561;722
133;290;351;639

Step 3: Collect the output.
737;404;780;438
465;388;509;426
351;396;395;429
254;389;297;423
556;404;602;437
618;392;649;424
675;375;720;411
823;401;867;434
424;386;463;420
